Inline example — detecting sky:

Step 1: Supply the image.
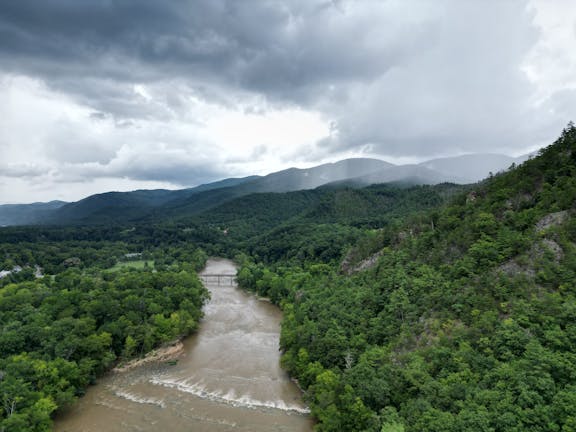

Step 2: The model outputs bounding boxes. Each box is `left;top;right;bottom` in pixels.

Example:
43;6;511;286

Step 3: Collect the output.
1;0;575;204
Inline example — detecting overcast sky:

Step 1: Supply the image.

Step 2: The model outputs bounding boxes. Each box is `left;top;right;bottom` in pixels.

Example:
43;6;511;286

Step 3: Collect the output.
1;0;575;204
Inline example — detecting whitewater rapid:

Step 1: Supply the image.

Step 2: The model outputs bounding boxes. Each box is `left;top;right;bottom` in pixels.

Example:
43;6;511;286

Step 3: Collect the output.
55;258;312;432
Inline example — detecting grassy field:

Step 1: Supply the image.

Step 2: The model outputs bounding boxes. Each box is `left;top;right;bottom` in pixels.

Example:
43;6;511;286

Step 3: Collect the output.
108;260;154;271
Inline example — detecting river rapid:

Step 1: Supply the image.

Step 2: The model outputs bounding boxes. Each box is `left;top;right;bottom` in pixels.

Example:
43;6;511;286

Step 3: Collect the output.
55;258;313;431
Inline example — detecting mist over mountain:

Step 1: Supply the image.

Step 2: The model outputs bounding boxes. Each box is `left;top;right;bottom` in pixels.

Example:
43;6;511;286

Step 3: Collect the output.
238;158;393;193
0;154;525;226
340;164;469;187
0;201;67;227
1;1;575;430
1;124;575;432
419;153;530;183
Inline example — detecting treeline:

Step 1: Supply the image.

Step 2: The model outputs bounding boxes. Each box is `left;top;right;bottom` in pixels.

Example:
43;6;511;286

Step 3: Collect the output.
237;124;576;431
2;124;575;431
0;236;208;284
0;233;209;431
189;183;464;245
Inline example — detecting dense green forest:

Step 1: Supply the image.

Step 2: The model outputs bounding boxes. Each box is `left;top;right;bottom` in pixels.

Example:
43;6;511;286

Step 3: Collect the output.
1;125;575;431
238;124;576;431
0;234;208;431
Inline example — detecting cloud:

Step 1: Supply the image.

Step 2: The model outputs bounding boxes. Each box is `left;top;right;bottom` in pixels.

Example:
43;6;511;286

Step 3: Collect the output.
1;0;575;203
0;163;50;178
0;75;329;195
317;0;552;158
65;142;226;185
0;1;435;112
550;88;576;117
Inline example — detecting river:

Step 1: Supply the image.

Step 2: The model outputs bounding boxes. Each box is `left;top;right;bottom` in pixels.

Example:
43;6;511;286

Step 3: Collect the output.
54;258;313;431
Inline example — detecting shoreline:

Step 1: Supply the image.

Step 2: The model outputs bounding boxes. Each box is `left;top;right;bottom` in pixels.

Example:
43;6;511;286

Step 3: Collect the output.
112;340;185;373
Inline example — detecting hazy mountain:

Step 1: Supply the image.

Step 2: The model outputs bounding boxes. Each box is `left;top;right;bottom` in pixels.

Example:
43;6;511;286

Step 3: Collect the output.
0;155;531;226
51;190;177;225
341;164;469;187
0;201;67;226
418;153;529;183
263;126;576;432
181;175;261;194
50;176;261;225
323;154;528;189
149;158;393;220
235;158;393;193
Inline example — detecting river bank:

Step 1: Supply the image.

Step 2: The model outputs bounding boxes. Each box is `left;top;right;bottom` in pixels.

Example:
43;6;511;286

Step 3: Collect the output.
112;340;185;373
55;258;312;432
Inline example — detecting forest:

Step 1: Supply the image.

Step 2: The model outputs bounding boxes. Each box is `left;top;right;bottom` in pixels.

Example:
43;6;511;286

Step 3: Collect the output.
0;124;575;431
0;234;208;431
236;124;576;431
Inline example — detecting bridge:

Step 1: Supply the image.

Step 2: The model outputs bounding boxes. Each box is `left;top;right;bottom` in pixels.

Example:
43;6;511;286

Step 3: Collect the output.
199;274;237;286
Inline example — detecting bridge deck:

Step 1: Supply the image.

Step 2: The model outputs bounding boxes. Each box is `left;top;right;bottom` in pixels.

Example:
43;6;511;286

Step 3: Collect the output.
199;274;237;285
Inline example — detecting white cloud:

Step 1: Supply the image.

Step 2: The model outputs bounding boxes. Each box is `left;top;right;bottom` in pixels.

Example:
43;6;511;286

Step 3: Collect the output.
0;176;179;204
1;0;576;203
525;0;576;97
207;108;329;165
0;73;331;203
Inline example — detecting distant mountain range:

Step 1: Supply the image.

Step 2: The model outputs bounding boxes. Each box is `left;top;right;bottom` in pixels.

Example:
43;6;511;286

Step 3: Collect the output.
0;201;67;226
0;153;528;226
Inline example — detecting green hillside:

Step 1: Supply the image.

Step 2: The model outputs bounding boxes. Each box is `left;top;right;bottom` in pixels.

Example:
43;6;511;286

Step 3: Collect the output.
41;159;391;226
1;125;575;431
0;201;67;226
0;235;209;431
0;158;451;227
237;124;576;431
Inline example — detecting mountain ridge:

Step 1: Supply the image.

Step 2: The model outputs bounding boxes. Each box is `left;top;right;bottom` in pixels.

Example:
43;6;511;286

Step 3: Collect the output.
236;123;576;431
0;153;525;226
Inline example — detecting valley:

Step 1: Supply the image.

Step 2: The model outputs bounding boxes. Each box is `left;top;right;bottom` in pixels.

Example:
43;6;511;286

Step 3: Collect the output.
0;153;524;227
0;124;575;431
55;258;312;432
2;1;575;430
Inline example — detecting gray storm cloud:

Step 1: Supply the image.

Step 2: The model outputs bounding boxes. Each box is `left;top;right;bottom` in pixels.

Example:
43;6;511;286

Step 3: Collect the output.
0;0;574;200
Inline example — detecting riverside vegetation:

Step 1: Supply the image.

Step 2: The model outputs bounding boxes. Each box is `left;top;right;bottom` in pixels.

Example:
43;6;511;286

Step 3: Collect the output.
238;124;576;431
0;238;209;431
1;124;575;431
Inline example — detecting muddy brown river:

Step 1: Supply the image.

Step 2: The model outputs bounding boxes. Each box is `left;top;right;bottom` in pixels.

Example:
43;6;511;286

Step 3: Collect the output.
55;258;313;431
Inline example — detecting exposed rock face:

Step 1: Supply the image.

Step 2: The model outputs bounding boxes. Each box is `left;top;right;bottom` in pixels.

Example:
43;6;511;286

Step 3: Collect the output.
534;238;564;262
496;238;564;278
341;251;383;275
535;210;569;233
466;191;478;204
496;259;536;279
505;193;533;210
63;257;82;267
